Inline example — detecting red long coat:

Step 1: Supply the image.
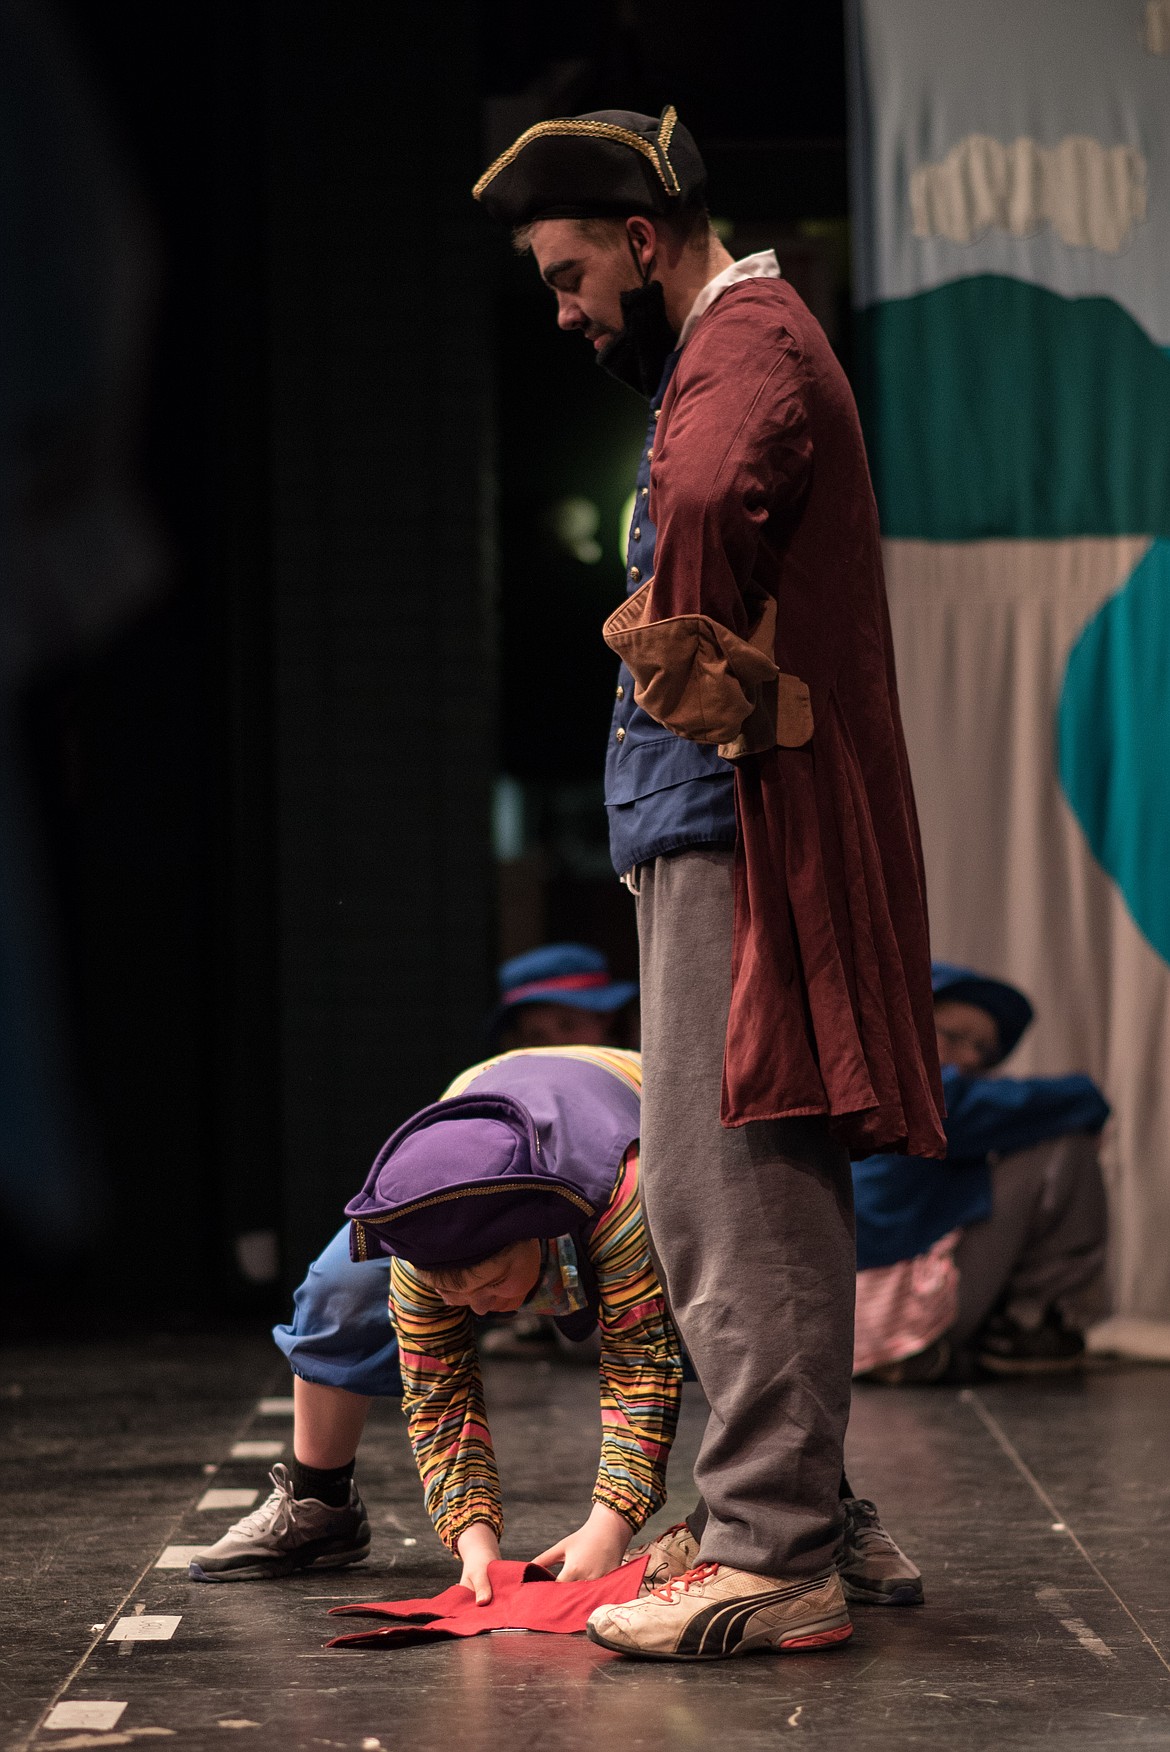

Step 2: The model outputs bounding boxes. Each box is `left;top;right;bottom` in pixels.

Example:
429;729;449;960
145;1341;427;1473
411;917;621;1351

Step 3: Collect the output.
604;278;946;1159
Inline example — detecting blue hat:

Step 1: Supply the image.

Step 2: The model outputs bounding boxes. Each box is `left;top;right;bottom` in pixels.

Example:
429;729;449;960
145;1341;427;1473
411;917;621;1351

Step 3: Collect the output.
931;962;1033;1065
496;943;638;1022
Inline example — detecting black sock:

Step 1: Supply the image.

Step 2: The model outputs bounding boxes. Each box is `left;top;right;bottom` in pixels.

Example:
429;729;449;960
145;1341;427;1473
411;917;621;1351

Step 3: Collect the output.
290;1457;355;1508
839;1471;854;1501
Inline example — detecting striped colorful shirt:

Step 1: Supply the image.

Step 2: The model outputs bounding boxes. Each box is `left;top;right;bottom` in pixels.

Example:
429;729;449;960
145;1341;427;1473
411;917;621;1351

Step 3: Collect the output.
388;1047;682;1551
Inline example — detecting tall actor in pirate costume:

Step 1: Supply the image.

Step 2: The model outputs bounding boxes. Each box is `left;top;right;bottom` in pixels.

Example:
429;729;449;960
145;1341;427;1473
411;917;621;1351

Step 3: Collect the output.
473;108;946;1659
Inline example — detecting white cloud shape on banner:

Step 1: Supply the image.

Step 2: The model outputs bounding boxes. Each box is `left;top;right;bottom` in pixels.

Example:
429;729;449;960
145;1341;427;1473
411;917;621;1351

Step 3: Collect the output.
910;134;1148;254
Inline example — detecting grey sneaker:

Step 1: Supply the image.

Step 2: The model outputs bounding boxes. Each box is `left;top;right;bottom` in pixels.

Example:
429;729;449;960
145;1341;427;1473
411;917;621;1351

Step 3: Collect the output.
836;1497;923;1606
188;1464;370;1582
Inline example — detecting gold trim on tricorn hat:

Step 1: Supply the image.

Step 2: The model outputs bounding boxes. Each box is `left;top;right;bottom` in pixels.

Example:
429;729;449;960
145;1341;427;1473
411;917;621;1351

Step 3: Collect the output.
472;105;705;227
474;108;681;202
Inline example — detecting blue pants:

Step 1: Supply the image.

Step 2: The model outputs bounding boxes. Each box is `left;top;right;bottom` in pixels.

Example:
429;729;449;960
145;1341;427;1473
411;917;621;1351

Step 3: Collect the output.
272;1224;403;1396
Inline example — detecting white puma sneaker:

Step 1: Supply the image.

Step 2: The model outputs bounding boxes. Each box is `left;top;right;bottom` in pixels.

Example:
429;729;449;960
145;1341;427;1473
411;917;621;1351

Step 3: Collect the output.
630;1521;701;1590
587;1562;852;1660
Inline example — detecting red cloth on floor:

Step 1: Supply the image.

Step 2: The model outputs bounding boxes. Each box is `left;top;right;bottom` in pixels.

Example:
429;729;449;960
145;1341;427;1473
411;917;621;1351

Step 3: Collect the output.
325;1555;650;1648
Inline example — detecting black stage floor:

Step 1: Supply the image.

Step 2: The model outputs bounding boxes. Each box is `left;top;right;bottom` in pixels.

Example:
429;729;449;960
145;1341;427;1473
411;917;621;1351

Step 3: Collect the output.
4;1329;1169;1751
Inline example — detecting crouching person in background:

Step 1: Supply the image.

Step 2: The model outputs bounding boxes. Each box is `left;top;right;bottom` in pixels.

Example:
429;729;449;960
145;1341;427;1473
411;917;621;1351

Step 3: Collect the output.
853;963;1109;1384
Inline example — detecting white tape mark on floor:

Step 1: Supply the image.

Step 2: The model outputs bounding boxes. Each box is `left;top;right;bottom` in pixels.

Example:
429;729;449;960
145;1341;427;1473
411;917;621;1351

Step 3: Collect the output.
107;1617;182;1643
1059;1617;1116;1659
117;1601;147;1653
257;1397;295;1416
230;1441;284;1459
44;1701;128;1730
198;1488;259;1511
1036;1587;1115;1660
155;1546;207;1569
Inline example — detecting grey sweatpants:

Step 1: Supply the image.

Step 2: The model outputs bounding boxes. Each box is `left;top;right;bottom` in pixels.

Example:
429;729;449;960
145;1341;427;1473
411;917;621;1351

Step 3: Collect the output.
949;1132;1109;1344
635;848;856;1580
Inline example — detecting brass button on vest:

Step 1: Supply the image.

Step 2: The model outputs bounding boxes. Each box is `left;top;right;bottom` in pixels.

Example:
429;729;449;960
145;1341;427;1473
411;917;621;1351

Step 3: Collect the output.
616;684;625;700
629;566;641;582
615;727;626;742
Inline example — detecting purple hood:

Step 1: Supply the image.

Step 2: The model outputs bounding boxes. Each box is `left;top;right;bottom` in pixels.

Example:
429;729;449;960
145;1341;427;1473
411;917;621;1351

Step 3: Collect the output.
345;1052;640;1269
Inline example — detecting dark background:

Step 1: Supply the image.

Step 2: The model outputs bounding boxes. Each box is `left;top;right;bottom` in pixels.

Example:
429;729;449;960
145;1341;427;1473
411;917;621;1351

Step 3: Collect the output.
6;1;849;1324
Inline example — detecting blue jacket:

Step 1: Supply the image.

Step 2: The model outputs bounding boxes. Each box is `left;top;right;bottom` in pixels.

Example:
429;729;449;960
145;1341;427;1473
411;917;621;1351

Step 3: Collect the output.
853;964;1110;1270
604;353;736;876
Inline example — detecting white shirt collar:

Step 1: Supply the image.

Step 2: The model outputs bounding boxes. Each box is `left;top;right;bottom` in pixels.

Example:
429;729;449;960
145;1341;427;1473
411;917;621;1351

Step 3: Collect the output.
676;249;782;350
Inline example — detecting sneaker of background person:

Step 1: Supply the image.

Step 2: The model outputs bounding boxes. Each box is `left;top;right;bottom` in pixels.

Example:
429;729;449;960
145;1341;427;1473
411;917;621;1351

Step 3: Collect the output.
586;1563;852;1659
976;1306;1086;1375
188;1464;370;1582
836;1497;924;1605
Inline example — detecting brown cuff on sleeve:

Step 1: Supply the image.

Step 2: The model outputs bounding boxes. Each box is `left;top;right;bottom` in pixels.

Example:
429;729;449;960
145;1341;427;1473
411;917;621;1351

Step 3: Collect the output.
717;669;814;760
603;583;813;755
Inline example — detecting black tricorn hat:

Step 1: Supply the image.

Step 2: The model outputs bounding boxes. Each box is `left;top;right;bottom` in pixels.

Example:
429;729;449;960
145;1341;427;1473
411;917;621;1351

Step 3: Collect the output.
473;105;706;227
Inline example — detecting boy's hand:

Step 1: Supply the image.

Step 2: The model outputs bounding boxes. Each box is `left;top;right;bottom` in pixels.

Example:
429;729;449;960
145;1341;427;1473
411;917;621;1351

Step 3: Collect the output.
456;1522;500;1603
532;1503;632;1583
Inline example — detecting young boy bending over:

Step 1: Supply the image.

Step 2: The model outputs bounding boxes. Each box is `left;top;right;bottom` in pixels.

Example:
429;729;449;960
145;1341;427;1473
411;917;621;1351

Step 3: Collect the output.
361;1047;673;1599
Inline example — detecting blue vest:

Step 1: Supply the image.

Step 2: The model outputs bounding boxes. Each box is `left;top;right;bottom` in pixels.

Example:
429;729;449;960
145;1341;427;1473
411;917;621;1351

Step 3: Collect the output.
604;354;737;876
853;1064;1110;1271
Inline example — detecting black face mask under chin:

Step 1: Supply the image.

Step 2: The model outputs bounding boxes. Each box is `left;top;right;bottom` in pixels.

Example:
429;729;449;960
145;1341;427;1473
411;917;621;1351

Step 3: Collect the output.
597;277;678;398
